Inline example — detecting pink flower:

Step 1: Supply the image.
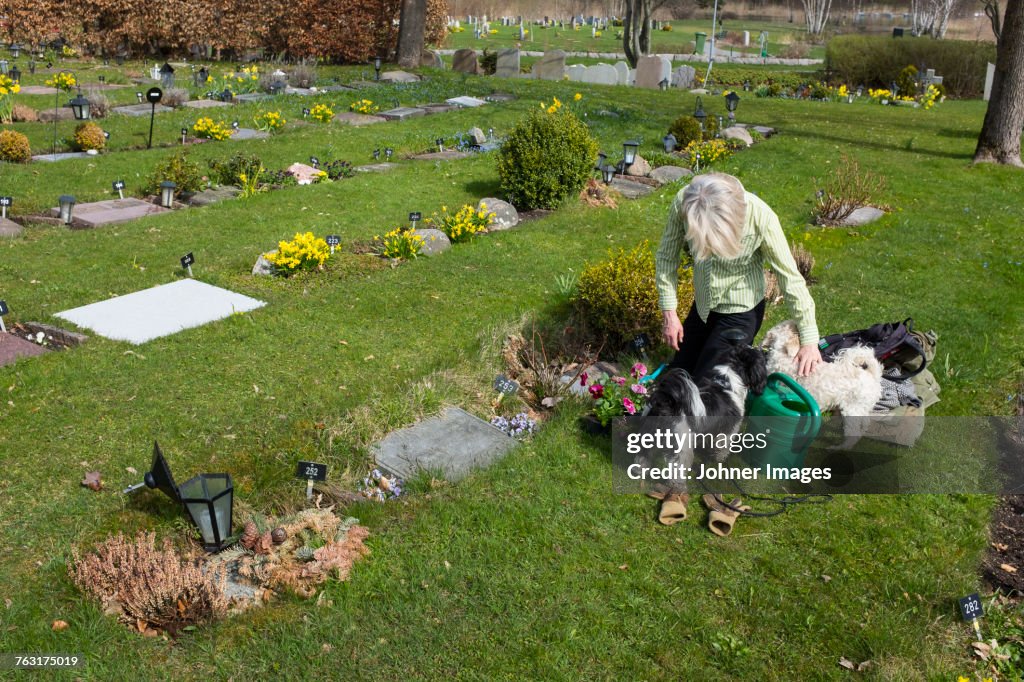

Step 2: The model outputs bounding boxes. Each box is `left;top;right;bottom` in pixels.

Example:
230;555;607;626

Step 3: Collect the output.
589;384;604;399
579;372;588;386
631;363;648;379
613;376;627;386
623;397;636;415
631;384;647;395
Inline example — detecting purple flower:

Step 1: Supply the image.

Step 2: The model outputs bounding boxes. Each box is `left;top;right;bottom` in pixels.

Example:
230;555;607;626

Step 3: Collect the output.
623;397;637;415
579;372;589;386
613;376;627;386
589;384;604;399
631;363;648;379
631;384;647;395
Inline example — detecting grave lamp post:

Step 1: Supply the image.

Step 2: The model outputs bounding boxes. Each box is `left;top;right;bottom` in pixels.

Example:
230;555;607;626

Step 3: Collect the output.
374;57;382;81
9;43;20;59
115;53;125;66
659;77;669;91
159;62;175;88
594;151;607;172
0;60;7;75
136;91;144;103
9;65;20;84
178;473;235;552
27;60;35;75
194;66;209;88
219;88;232;103
725;90;739;122
601;164;616;184
622;140;639;167
58;195;76;225
743;79;751;92
693;96;707;130
51;71;88;156
69;90;91;121
662;132;677;153
159;181;176;208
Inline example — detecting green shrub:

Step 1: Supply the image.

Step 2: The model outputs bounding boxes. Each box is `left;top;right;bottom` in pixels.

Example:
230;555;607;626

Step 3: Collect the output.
497;108;597;211
145;151;203;195
895;64;918;97
479;49;497;75
72;122;106;151
573;241;694;350
826;35;995;98
668;115;702;149
645;151;689;169
703;113;721;139
209;152;264;187
0;129;31;163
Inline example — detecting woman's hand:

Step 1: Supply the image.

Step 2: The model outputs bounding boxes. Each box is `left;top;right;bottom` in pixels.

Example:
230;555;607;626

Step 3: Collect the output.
794;344;823;377
662;310;684;351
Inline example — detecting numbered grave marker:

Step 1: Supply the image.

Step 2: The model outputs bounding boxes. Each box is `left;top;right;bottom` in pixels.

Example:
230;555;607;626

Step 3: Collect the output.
372;148;381;160
295;460;328;500
0;299;7;333
309;156;320;169
435;137;445;152
232;120;239;130
959;593;985;641
180;252;195;277
384;147;394;160
181;127;188;144
408;211;421;230
0;196;11;220
98;75;105;83
325;234;341;254
112;180;125;199
631;333;650;355
136;91;143;103
302;107;310;118
103;131;110;140
494;374;519;395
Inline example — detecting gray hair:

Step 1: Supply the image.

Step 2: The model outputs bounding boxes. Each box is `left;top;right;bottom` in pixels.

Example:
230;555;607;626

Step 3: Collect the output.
681;173;746;261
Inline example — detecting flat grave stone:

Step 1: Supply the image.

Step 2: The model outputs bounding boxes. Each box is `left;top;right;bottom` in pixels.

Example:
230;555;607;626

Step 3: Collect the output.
230;127;270;141
112;103;173;117
49;197;170;228
82;83;130;90
32;152;92;162
380;70;421;83
284;87;315;96
18;85;59;95
838;206;886;227
354;162;400;173
649;166;693;185
55;279;266;345
233;93;272;103
485;93;516;103
379;107;427;121
333;111;386;126
610;177;655;200
420;103;457;114
316;85;357;93
347;81;382;89
0;217;23;238
411;150;472;161
181;99;232;109
752;125;776;137
187;186;241;207
0;333;49;368
372;407;517;482
445;96;488;108
38;108;75;122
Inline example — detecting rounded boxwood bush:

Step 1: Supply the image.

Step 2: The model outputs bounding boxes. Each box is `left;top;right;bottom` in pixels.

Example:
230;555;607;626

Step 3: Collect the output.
497;108;597;211
668;115;702;149
0;129;31;163
73;122;106;152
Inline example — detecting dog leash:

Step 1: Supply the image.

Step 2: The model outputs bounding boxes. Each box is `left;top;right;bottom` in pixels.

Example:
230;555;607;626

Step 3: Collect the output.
702;480;832;518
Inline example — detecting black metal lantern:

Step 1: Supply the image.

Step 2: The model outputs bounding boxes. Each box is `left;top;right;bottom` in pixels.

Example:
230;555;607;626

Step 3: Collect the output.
123;442;181;501
374;57;382;81
116;54;125;66
70;91;90;120
595;151;607;172
58;195;76;225
384;147;393;160
693;96;707;130
9;43;19;59
659;77;669;91
601;164;616;184
725;90;740;122
159;181;176;208
662;132;677;152
622;140;639;167
194;66;209;88
9;65;19;84
136;91;143;103
743;79;751;92
159;62;175;88
220;88;232;102
178;473;234;552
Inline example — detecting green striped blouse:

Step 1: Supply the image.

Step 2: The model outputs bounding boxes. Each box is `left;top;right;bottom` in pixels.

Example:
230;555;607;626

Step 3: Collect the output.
655;188;820;346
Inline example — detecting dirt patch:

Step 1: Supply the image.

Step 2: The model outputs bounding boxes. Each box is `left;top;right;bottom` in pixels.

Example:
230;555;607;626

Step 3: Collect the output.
10;321;88;351
983;496;1024;595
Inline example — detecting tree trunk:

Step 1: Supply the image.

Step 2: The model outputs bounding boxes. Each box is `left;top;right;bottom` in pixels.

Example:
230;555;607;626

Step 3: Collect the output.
623;0;639;67
396;0;427;68
975;0;1024;166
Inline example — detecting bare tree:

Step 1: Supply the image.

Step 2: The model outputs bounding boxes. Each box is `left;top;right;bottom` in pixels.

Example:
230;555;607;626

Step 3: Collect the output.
801;0;832;35
396;0;427;67
974;0;1024;166
910;0;959;37
622;0;652;67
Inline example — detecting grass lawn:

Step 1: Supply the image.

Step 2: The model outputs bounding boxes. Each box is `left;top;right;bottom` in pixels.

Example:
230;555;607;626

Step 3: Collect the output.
0;61;1021;679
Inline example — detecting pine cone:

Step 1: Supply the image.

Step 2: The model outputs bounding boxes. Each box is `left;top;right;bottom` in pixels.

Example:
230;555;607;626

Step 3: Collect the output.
240;521;259;550
254;531;273;555
271;527;287;545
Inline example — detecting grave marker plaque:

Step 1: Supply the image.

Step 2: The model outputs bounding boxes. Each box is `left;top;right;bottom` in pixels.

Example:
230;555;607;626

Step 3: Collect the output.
180;252;195;277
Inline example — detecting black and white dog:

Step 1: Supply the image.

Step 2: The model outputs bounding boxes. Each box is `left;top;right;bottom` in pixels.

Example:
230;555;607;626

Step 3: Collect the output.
641;346;768;492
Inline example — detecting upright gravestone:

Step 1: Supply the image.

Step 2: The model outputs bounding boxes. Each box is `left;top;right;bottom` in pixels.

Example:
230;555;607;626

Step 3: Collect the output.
495;48;520;78
453;49;479;75
635;55;671;89
613;61;630;85
672;65;696;89
984;62;996;101
567;64;587;82
580;63;619;85
532;50;567;81
743;30;750;46
420;50;444;69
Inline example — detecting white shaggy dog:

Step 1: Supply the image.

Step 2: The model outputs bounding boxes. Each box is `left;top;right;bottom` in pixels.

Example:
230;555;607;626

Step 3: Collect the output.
761;321;883;448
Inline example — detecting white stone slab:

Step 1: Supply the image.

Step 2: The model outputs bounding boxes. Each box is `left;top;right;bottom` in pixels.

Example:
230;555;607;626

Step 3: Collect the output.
55;279;266;345
445;96;488;108
984;62;995;101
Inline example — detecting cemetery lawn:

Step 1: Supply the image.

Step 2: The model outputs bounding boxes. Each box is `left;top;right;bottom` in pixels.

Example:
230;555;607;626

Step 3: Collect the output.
1;68;1022;678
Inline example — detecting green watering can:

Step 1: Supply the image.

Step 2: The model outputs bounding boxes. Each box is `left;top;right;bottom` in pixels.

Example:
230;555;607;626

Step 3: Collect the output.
745;372;822;468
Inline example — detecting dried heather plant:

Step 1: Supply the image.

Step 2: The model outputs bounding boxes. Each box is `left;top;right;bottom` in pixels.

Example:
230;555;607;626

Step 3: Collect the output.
69;532;227;634
813;154;887;227
790;243;815;282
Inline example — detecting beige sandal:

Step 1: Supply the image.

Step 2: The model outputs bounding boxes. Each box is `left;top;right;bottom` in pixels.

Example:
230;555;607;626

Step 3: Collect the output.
658;493;689;525
702;494;750;537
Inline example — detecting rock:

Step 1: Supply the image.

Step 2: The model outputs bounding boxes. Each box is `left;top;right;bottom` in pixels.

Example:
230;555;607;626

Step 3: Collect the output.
416;228;451;256
0;217;23;238
722;126;753;147
187;186;241;207
286;162;321;185
752;125;776;137
468;127;487;146
532;50;567;81
838;206;886;227
625;155;651;177
609;178;654;200
38;107;74;122
252;253;276;276
379;70;420;83
420;50;444;69
478;198;518;230
649;166;693;186
452;48;479;75
635;54;672;89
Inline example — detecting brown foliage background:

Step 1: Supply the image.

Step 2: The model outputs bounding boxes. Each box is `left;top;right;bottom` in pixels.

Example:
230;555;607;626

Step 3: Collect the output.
0;0;448;61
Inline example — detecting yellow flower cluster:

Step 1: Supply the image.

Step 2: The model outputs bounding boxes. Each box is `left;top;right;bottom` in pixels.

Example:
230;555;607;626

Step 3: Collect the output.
375;227;424;260
192;117;234;141
45;72;77;91
837;84;849;98
684;138;732;168
62;45;78;58
228;65;259;83
349;99;379;114
868;88;915;104
265;232;331;273
254;110;286;132
489;29;498;35
540;96;563;114
428;203;494;243
0;74;20;96
309;103;334;123
919;84;941;110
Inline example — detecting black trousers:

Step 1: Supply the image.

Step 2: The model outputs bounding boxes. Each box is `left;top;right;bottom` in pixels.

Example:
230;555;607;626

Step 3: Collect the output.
668;300;766;380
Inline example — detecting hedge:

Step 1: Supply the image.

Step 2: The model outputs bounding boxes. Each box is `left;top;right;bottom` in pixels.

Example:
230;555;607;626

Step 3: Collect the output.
826;35;996;99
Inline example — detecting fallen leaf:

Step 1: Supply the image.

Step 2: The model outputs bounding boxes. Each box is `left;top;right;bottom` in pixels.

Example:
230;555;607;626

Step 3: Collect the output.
972;640;991;660
125;467;137;475
992;542;1009;552
4;598;11;609
618;564;628;571
339;340;348;345
541;396;562;408
81;471;103;491
1000;563;1017;573
821;574;832;583
322;643;333;652
838;657;855;671
51;620;69;632
856;660;873;672
363;355;375;361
